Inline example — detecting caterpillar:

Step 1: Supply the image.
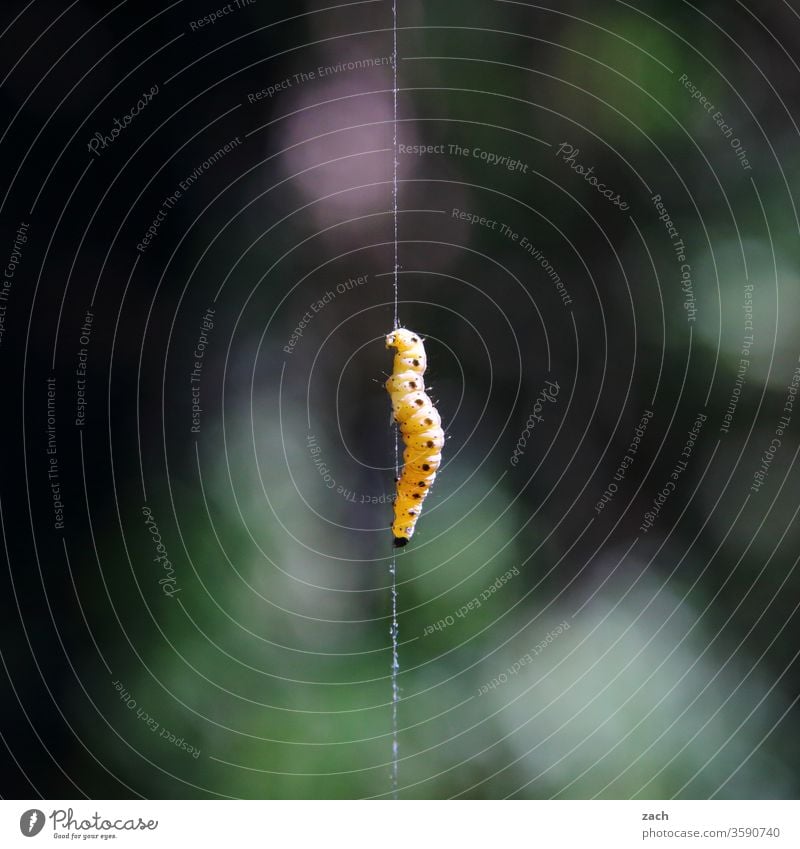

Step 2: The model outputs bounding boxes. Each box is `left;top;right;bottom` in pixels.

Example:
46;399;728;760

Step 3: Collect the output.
385;328;444;547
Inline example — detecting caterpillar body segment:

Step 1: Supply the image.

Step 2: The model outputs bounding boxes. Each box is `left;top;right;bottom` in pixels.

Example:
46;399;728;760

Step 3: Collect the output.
385;328;444;547
400;406;442;435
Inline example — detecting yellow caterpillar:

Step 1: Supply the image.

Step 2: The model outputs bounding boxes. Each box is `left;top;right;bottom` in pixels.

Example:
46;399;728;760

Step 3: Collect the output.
385;328;444;547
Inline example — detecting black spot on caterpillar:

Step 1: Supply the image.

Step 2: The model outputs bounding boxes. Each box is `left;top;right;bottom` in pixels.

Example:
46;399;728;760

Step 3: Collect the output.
385;328;444;545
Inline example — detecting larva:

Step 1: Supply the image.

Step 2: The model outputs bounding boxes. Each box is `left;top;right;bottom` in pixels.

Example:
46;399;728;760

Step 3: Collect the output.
385;328;444;546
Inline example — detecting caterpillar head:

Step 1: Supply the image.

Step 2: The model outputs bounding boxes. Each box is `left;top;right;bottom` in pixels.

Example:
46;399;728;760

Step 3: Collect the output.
393;504;423;544
392;520;414;546
386;327;422;352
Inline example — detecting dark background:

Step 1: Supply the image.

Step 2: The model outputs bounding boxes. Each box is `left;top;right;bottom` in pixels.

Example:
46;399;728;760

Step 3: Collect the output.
0;0;798;799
